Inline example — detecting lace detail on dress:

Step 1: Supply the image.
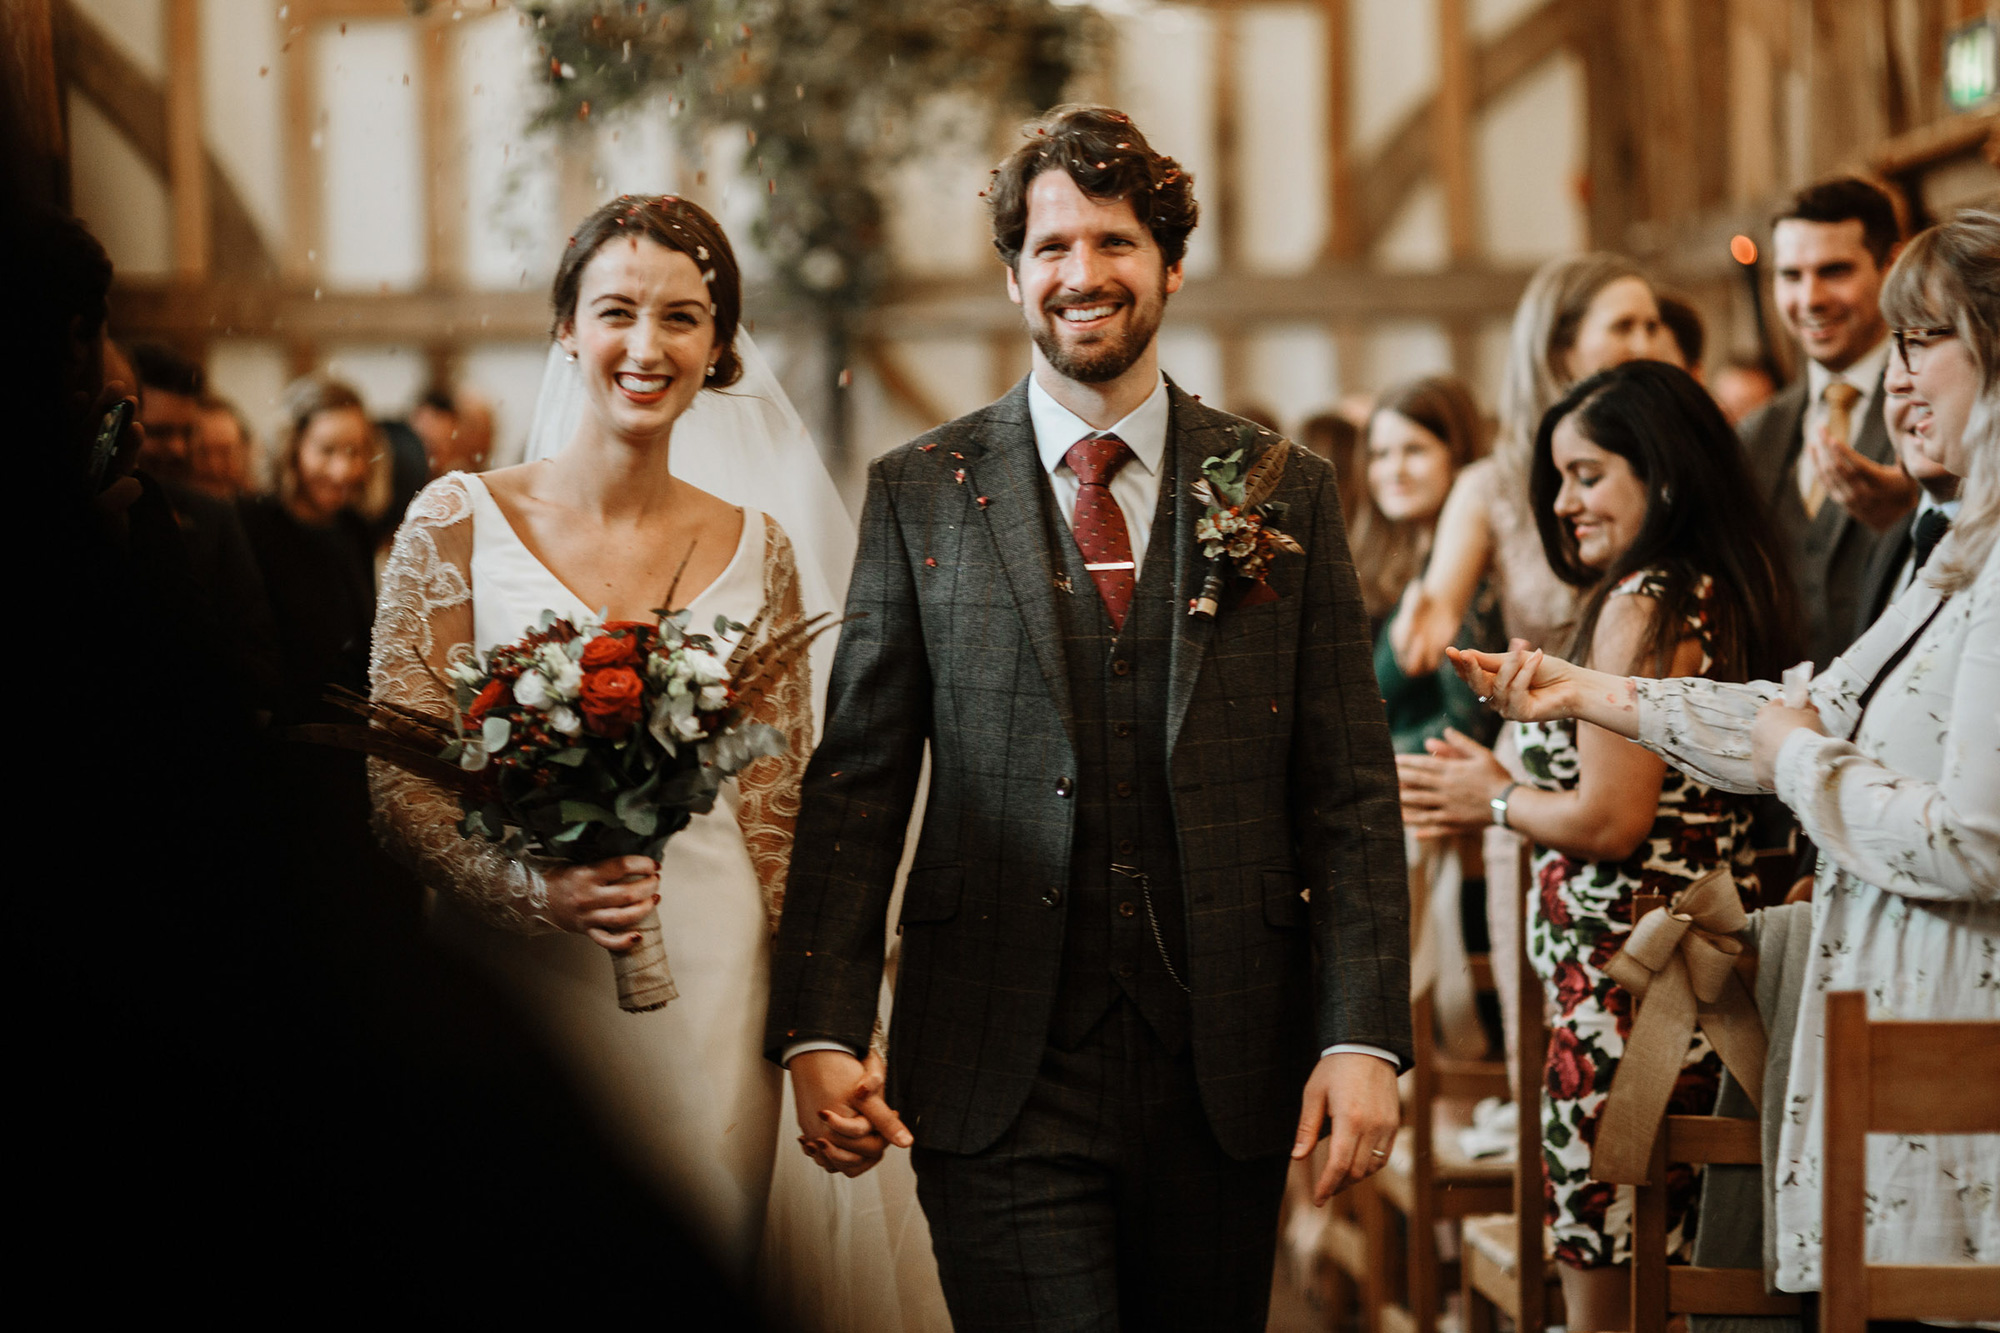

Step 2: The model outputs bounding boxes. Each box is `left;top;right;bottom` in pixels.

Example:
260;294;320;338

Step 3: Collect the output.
738;517;813;934
367;474;554;933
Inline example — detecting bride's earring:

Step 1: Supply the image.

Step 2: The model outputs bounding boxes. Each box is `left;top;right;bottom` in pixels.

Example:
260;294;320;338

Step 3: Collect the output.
564;348;578;364
705;363;717;378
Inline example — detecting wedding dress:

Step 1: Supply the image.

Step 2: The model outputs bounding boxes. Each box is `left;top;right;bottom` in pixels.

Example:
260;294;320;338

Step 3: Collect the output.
371;341;948;1330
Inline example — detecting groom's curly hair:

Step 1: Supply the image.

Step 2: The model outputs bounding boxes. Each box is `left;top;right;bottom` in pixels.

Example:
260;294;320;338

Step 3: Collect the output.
987;105;1199;271
551;195;744;389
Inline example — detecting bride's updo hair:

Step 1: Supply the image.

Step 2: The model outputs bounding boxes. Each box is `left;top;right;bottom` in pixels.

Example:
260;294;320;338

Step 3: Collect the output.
550;195;744;389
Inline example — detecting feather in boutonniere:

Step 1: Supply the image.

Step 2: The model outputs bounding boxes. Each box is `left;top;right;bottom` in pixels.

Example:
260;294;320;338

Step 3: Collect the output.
1189;426;1304;617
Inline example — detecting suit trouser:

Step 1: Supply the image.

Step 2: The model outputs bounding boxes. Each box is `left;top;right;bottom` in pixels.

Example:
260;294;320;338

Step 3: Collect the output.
911;997;1291;1333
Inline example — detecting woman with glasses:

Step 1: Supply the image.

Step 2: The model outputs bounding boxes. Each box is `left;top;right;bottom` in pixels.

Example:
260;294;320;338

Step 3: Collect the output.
1448;210;1999;1305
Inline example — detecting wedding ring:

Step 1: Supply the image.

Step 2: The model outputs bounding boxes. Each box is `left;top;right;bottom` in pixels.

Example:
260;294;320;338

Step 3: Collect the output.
1370;1149;1389;1158
1477;695;1491;704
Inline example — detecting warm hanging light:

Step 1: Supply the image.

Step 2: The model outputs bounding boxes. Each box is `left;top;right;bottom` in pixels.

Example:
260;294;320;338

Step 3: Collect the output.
1730;234;1758;265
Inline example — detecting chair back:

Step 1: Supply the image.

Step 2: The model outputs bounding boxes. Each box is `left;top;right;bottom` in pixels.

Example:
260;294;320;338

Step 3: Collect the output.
1819;989;2000;1333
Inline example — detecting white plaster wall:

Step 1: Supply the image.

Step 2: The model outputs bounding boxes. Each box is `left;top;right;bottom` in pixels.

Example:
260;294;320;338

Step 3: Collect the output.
205;338;292;485
1475;50;1585;264
1242;323;1342;431
1114;4;1221;278
1235;4;1328;272
201;0;284;251
885;96;998;280
458;10;558;291
881;336;997;427
321;343;427;418
318;20;425;290
71;0;163;81
1470;0;1546;43
1373;179;1451;272
594;95;684;200
1350;0;1436;161
458;342;555;469
1368;320;1453;393
67;89;173;278
1156;323;1223;402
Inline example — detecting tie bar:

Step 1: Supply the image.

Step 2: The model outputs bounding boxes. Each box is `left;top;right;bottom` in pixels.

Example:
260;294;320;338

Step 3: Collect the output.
1083;561;1136;572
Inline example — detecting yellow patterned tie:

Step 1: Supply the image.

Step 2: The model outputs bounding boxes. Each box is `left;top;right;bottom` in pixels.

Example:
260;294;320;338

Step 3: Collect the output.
1801;380;1861;520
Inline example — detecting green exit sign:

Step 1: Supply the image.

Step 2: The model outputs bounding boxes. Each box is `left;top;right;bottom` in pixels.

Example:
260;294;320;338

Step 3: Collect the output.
1946;17;1997;112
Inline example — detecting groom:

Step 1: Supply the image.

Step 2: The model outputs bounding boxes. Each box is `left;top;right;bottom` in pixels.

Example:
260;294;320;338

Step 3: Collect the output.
768;105;1410;1330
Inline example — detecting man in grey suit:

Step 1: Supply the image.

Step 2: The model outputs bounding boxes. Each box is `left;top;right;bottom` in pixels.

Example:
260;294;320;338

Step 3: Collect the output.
767;105;1409;1330
1739;177;1916;667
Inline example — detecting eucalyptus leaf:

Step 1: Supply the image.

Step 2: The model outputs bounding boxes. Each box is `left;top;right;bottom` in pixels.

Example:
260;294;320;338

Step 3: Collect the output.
550;821;589;845
481;716;512;752
547;747;589;767
558;800;618;825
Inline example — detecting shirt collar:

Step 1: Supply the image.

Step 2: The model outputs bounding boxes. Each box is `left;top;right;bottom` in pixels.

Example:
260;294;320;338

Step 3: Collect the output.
1806;336;1892;403
1028;371;1169;478
1918;490;1962;521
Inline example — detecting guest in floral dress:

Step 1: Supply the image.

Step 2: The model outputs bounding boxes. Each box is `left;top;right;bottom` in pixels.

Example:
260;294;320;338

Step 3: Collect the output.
1399;359;1802;1331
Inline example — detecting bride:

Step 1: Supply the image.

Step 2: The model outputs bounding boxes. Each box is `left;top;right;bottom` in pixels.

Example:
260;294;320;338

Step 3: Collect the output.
369;194;945;1329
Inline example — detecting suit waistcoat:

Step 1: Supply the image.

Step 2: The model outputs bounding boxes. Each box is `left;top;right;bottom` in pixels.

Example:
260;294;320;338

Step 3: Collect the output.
1039;445;1192;1054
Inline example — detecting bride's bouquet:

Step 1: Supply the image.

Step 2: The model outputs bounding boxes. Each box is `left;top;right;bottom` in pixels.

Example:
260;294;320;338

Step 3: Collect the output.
319;600;833;1013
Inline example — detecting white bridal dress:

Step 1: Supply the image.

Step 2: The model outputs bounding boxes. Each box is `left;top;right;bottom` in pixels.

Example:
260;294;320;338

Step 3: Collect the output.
370;337;948;1332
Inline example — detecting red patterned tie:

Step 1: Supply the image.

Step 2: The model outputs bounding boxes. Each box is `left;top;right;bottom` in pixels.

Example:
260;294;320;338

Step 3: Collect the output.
1065;433;1136;631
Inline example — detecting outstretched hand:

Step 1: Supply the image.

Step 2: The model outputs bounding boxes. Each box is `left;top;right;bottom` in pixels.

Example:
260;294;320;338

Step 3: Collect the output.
1447;639;1591;724
1292;1052;1400;1205
790;1048;912;1178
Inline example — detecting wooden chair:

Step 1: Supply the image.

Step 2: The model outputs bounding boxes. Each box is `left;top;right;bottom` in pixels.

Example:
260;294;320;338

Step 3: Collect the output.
1819;989;2000;1333
1624;896;1802;1333
1461;835;1562;1333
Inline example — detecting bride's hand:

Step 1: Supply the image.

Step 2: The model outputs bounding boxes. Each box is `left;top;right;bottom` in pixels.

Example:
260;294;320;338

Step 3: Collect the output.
542;856;660;953
1447;640;1582;724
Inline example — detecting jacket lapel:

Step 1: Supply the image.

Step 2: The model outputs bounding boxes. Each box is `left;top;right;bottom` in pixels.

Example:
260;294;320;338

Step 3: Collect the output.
966;379;1076;739
1166;385;1225;753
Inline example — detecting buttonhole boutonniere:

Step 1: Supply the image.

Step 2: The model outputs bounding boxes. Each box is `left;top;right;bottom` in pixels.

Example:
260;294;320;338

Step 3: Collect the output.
1189;427;1302;617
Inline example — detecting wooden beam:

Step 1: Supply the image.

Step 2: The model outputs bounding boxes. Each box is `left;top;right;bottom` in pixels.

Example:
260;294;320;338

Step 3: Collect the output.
1213;1;1241;270
423;17;462;289
1321;0;1356;260
166;0;209;280
1;0;67;208
1436;0;1477;262
282;3;320;284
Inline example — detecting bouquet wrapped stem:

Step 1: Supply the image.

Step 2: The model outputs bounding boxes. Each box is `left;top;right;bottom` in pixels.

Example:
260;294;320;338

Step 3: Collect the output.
615;902;678;1012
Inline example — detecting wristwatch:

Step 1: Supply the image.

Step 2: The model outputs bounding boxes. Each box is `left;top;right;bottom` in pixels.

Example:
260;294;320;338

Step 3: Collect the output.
1490;782;1521;828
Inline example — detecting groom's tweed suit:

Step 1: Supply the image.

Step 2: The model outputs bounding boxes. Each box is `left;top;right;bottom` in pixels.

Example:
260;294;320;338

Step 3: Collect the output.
767;379;1412;1169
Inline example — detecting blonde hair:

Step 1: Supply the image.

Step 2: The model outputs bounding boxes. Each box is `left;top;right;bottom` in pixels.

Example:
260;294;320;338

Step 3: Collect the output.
1495;252;1651;477
276;374;390;521
1349;375;1488;619
1879;209;2000;595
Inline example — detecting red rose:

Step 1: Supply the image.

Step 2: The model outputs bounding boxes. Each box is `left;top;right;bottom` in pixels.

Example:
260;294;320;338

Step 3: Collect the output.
1537;857;1575;930
1545;1026;1596;1101
1552;961;1593;1016
582;632;640;669
1569;1181;1617;1235
467;678;511;721
578;665;645;735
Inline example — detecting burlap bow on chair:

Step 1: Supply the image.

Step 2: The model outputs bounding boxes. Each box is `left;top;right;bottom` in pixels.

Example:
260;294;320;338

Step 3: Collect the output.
1589;867;1767;1185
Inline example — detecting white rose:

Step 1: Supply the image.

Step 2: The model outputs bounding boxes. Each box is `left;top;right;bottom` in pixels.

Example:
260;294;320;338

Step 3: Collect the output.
683;648;727;685
513;671;552;709
548;705;582;737
697;683;729;711
672;710;705;743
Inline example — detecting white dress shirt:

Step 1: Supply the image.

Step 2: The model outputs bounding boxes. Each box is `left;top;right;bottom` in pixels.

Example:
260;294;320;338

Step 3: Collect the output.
786;373;1396;1072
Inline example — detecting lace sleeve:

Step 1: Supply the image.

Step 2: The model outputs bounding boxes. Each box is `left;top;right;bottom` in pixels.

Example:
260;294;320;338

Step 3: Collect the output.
738;516;813;934
368;475;554;933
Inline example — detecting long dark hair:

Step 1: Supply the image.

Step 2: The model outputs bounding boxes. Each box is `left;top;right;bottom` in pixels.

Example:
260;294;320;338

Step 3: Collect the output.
1530;360;1801;681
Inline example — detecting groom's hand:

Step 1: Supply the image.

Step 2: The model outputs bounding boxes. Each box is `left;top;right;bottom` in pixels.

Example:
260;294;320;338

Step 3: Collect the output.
1291;1052;1400;1205
790;1049;912;1177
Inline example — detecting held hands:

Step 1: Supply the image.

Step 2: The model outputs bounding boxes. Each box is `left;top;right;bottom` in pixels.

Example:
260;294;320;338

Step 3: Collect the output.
1806;422;1919;535
543;856;660;953
1445;639;1584;724
1396;727;1511;838
790;1048;913;1178
1750;698;1827;789
1293;1052;1400;1205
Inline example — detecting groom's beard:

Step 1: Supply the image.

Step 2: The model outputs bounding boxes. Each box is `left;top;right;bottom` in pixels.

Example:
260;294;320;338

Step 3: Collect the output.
1029;279;1168;384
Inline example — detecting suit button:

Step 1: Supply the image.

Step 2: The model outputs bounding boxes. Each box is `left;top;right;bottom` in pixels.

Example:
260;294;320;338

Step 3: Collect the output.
1113;722;1133;738
1116;962;1136;979
1112;659;1131;677
1055;776;1073;798
1118;900;1138;918
1041;887;1062;908
1115;780;1134;798
1116;838;1136;855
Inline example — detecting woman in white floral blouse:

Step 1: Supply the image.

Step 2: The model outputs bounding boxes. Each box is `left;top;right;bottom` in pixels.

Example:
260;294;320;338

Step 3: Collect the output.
1449;210;2000;1311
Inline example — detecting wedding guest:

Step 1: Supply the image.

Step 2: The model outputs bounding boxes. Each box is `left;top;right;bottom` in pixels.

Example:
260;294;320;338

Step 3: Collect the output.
1449;209;1998;1309
1711;355;1777;425
1301;408;1366;524
1741;176;1915;666
1350;374;1495;751
190;395;255;500
1852;356;1961;636
1654;291;1705;378
412;385;495;476
238;375;382;725
1403;359;1800;1331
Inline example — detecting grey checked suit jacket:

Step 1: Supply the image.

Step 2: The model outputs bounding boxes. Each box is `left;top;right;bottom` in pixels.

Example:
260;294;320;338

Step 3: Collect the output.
1739;369;1897;666
766;379;1412;1162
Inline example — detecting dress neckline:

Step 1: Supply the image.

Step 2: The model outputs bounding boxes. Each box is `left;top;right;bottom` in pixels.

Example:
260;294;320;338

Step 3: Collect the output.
458;471;758;621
